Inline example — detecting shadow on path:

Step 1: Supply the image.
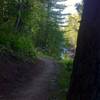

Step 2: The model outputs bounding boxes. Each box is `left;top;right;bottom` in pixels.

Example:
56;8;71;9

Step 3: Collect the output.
0;56;58;100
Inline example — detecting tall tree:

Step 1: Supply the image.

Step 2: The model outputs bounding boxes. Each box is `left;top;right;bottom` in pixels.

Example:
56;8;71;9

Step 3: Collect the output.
33;0;66;57
67;0;100;99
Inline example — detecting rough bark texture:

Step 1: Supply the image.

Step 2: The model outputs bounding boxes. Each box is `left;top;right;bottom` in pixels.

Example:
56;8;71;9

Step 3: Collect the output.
67;0;100;100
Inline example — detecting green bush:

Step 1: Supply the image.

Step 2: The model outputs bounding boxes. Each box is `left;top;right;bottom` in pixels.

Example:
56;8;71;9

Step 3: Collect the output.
57;56;73;100
0;32;36;61
13;35;35;59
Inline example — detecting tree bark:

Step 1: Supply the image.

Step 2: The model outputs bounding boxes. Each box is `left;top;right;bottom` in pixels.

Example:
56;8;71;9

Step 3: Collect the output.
67;0;100;100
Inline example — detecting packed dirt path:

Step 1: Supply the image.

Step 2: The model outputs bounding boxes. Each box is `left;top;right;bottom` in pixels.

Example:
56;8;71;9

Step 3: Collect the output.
0;57;58;100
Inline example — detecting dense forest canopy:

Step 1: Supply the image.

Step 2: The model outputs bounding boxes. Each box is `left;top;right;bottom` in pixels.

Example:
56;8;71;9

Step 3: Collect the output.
0;0;69;59
0;0;83;60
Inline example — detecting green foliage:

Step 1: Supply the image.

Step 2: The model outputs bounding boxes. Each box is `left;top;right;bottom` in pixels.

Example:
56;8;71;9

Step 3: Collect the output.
57;56;73;100
46;21;64;58
50;56;73;100
65;14;81;48
0;0;66;60
58;57;73;89
12;35;35;59
0;32;36;60
65;1;83;49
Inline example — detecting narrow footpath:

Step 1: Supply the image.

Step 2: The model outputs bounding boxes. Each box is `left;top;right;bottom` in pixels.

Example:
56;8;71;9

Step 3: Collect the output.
0;57;59;100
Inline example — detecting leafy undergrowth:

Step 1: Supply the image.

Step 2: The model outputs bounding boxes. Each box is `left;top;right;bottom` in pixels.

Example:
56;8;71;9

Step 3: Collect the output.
0;33;36;62
35;48;61;60
50;56;73;100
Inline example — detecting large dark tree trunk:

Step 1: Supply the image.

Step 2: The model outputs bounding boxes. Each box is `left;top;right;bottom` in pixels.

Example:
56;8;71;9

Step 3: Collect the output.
67;0;100;100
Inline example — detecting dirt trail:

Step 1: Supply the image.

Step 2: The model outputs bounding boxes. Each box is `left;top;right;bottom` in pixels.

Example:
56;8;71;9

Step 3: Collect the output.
0;57;58;100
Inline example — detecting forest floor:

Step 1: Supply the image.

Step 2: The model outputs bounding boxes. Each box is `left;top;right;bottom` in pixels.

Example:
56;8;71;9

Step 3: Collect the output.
0;55;59;100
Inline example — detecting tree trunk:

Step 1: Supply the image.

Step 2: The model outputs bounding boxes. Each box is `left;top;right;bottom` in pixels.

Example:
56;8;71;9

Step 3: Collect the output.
67;0;100;100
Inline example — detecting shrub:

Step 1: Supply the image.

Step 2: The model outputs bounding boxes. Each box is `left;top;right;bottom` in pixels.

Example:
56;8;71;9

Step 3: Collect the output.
57;56;73;100
0;32;36;61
